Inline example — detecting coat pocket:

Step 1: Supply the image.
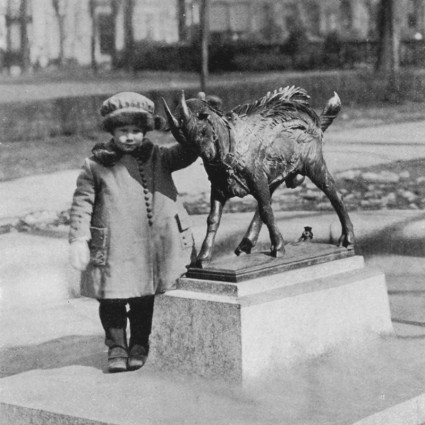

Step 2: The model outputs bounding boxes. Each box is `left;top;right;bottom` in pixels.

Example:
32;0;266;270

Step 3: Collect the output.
175;214;194;250
90;227;108;266
175;212;190;232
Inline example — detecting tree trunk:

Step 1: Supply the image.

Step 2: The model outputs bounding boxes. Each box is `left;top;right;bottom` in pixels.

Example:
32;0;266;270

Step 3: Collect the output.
89;0;97;74
124;0;134;73
52;0;65;67
110;0;119;68
19;0;30;72
5;0;12;72
200;0;209;92
177;0;187;41
376;0;402;101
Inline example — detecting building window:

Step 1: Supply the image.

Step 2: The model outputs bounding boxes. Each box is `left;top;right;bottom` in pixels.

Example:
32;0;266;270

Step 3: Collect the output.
340;0;353;33
407;0;420;29
307;3;321;36
98;14;114;54
229;3;250;33
210;2;250;35
210;3;229;32
408;13;417;28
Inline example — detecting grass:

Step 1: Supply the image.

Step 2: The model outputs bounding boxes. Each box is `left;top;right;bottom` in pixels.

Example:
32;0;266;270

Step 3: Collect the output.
0;130;174;181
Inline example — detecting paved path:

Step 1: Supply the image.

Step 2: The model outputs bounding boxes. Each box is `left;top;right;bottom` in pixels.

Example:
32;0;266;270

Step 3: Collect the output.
0;70;350;104
325;120;425;171
0;211;424;425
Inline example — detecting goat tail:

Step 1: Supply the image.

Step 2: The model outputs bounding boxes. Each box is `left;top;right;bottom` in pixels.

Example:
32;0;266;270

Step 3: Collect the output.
319;92;341;132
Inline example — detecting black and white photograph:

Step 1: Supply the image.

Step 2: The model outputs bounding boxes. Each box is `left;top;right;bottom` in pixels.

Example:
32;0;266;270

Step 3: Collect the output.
0;1;425;424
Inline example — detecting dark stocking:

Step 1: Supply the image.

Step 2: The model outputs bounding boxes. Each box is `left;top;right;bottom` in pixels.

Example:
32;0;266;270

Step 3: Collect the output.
128;296;154;349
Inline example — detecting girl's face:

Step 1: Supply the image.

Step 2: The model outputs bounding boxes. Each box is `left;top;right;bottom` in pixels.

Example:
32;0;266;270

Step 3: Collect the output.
112;125;145;152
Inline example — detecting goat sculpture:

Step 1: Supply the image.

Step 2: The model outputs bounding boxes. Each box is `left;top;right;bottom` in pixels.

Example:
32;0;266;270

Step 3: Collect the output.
163;86;354;268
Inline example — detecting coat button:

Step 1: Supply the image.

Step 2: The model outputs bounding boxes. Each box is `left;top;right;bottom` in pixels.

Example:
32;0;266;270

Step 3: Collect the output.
143;188;149;194
144;195;150;201
146;207;152;213
147;213;153;219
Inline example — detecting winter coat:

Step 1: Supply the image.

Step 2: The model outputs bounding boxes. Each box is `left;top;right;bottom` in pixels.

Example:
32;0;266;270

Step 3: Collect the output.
69;138;198;299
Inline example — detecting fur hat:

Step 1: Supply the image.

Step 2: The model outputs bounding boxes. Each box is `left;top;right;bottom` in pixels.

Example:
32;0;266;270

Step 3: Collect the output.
101;92;164;133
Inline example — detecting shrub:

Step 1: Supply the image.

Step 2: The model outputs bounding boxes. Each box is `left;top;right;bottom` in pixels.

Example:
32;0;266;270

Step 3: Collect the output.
209;43;237;72
341;42;364;69
208;41;254;72
132;40;174;71
292;42;324;70
232;52;292;72
322;31;343;68
116;41;199;72
3;50;20;68
281;26;310;67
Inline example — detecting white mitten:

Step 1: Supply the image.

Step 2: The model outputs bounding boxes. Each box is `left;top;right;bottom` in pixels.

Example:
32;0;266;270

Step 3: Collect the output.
69;239;90;271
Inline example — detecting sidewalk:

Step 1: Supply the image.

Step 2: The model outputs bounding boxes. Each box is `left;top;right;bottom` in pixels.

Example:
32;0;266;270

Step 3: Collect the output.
0;69;356;104
0;211;424;425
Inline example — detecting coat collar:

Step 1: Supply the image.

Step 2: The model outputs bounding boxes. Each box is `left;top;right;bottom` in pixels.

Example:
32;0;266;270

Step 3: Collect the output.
92;138;154;166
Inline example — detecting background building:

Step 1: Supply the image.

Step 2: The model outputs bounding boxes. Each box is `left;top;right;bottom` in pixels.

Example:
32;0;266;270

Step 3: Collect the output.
0;0;424;69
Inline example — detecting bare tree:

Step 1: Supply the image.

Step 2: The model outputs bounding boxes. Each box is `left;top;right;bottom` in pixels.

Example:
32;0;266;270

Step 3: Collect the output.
89;0;98;73
376;0;403;99
200;0;209;92
110;0;120;68
177;0;187;41
5;0;13;72
19;0;30;72
123;0;134;72
52;0;65;66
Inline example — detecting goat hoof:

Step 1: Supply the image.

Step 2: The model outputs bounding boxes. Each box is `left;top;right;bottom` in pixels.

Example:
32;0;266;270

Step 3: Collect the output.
338;233;355;250
194;257;211;269
271;246;285;258
235;238;253;256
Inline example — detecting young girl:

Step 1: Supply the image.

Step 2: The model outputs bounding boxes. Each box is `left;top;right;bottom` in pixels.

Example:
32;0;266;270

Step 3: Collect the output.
69;91;197;373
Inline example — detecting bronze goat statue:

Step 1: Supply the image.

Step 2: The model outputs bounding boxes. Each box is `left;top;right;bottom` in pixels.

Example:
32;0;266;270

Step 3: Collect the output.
163;86;355;268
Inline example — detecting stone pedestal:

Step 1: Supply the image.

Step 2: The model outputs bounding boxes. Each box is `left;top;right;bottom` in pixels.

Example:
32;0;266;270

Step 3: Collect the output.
150;244;394;383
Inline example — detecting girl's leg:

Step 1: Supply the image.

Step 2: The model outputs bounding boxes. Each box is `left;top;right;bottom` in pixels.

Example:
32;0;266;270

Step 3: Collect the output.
127;296;154;370
98;299;128;373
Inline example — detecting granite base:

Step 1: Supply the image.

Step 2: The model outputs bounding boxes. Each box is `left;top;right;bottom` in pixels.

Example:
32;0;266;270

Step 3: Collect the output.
150;252;394;383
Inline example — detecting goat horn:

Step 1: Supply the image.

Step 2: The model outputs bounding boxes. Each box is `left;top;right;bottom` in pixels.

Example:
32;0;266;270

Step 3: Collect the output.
179;90;192;124
162;96;188;145
161;97;180;130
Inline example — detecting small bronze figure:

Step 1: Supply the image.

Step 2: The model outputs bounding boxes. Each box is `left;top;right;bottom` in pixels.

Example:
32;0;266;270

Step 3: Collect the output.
163;86;354;268
299;226;313;242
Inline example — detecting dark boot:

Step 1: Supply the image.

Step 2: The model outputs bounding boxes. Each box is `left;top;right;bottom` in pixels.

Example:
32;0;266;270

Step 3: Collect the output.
106;328;128;373
127;345;149;371
99;300;128;373
127;296;154;370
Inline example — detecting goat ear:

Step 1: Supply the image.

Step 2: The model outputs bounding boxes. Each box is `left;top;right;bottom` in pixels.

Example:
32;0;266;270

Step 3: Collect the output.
154;115;167;131
198;113;210;120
